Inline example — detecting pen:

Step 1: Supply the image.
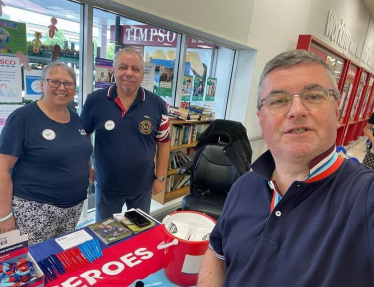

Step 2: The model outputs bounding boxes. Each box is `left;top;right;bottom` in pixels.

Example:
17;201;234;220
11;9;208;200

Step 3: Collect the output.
56;253;70;273
51;254;66;274
73;247;89;265
37;262;51;283
47;256;64;275
39;260;56;280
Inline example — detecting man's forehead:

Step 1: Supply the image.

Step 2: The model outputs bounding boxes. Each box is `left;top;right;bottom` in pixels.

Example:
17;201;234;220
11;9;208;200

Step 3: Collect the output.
263;64;331;91
116;53;142;65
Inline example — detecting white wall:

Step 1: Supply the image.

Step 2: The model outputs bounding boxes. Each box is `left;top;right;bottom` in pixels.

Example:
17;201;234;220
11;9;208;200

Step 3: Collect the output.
241;0;313;159
306;0;371;65
104;0;254;48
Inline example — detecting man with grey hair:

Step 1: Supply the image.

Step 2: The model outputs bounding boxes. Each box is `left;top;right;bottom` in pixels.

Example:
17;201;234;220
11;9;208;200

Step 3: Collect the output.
198;50;374;286
81;48;170;221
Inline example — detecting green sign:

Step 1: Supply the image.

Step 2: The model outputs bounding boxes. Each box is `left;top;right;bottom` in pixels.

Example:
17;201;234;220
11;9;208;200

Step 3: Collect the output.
181;76;193;102
0;19;27;55
158;65;173;97
192;76;204;101
205;77;217;101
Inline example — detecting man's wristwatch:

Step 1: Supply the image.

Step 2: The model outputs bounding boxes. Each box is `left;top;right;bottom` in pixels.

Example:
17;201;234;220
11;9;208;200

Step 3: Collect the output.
155;175;166;182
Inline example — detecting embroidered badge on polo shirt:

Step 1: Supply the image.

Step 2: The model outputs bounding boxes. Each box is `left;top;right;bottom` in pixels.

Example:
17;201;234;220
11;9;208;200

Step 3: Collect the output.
105;120;115;130
139;120;152;135
78;129;87;135
42;129;56;140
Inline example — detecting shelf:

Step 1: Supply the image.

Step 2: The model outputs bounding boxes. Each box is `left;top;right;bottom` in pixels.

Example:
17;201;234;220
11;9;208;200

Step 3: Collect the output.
170;143;197;151
27;55;79;65
165;186;190;203
170;119;212;125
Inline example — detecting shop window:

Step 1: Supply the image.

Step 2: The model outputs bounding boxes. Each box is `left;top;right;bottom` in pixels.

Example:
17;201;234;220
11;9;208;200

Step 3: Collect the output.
0;0;82;112
181;36;235;119
93;9;180;106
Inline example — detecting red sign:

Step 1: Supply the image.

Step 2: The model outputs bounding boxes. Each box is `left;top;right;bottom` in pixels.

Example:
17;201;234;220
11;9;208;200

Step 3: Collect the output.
110;24;215;49
49;226;166;287
347;65;357;79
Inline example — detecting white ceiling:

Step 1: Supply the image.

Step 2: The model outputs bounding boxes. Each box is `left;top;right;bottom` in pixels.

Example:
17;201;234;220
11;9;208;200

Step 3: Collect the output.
363;0;374;18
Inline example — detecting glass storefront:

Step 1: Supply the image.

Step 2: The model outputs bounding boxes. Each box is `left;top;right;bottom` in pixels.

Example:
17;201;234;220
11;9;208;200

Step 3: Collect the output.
0;0;237;216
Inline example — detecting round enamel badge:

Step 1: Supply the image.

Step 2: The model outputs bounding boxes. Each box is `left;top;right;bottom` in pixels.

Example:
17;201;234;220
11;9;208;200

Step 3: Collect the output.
105;120;115;130
42;129;56;140
139;120;152;135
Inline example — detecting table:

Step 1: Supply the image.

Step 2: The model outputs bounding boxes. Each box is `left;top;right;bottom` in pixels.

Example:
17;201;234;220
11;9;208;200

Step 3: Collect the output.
29;224;179;286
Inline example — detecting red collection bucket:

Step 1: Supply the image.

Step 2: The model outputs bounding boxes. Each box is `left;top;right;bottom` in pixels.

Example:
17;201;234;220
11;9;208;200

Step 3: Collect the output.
157;211;216;286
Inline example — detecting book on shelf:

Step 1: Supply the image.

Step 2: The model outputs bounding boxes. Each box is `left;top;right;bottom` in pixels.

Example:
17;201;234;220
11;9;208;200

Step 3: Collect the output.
171;124;202;146
169;106;202;120
87;217;132;245
172;174;191;190
113;211;156;234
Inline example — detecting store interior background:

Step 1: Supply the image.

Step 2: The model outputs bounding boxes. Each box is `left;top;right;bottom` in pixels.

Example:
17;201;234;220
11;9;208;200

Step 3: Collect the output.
1;0;374;223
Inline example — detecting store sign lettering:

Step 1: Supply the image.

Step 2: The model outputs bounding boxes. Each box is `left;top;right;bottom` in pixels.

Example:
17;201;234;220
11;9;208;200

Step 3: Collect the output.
0;59;16;65
325;10;360;58
110;24;215;48
125;27;177;43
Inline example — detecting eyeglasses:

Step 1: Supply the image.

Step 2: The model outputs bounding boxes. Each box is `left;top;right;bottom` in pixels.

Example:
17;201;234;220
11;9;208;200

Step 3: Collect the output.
259;87;337;115
46;79;76;90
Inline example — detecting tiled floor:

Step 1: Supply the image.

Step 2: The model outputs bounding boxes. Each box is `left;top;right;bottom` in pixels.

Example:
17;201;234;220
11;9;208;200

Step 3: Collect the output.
343;136;367;162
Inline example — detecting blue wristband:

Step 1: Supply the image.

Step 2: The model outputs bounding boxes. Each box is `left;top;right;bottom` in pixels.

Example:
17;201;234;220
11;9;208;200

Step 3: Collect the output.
0;212;13;222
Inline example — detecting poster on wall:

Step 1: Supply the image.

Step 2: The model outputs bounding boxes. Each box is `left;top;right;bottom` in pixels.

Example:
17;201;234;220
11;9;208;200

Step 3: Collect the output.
0;104;23;133
0;56;22;103
192;76;204;101
24;69;42;100
141;62;156;92
181;76;193;102
0;19;27;55
94;58;114;89
205;77;217;101
158;65;173;97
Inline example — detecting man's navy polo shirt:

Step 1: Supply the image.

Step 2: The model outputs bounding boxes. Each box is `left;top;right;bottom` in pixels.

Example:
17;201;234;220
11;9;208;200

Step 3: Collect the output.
210;148;374;286
80;85;170;193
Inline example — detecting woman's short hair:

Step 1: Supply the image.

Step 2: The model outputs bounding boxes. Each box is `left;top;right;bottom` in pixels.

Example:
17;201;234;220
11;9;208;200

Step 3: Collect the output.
40;62;76;83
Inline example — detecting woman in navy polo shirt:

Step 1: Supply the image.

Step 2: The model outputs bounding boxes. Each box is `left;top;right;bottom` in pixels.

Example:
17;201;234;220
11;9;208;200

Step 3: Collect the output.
0;62;93;245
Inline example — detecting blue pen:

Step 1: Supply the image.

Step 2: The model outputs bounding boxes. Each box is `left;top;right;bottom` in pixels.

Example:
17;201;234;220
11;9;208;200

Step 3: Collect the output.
94;238;103;257
39;260;56;280
37;261;51;283
84;242;96;261
48;255;64;275
51;254;66;274
78;245;93;263
86;241;98;260
43;259;58;279
46;256;61;275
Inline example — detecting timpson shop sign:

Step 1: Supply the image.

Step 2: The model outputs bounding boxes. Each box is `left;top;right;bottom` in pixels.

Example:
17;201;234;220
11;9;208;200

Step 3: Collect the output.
110;24;215;48
325;10;374;69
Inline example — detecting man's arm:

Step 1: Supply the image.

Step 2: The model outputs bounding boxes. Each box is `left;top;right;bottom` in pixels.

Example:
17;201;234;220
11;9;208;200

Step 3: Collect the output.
86;133;95;183
363;122;374;147
0;154;18;233
152;141;170;195
198;248;226;286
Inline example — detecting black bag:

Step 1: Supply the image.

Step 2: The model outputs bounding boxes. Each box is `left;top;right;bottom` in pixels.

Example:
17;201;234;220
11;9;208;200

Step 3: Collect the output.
362;150;374;169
